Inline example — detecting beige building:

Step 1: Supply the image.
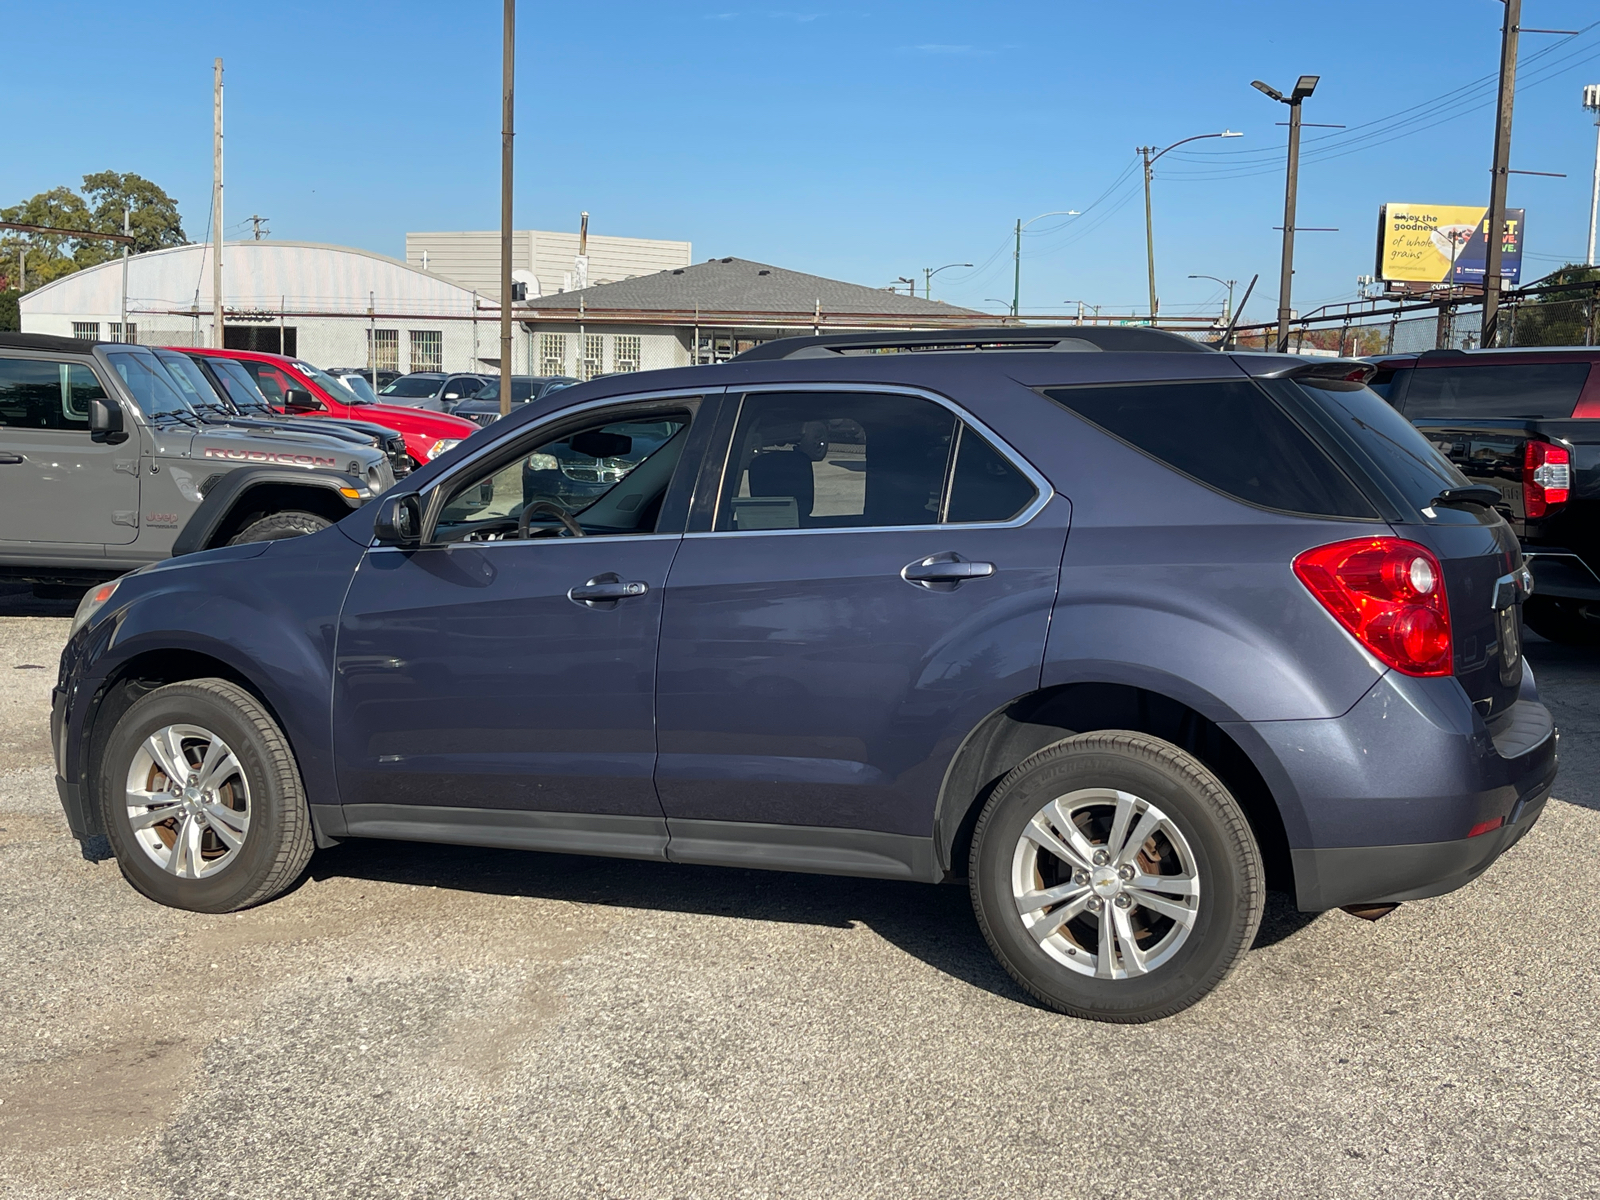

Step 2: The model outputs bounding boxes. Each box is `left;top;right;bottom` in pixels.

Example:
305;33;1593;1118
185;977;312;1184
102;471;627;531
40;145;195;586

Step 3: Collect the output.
405;228;692;303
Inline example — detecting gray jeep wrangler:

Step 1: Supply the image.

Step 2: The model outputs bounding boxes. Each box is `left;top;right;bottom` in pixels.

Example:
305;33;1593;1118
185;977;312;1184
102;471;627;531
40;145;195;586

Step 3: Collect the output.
0;332;393;591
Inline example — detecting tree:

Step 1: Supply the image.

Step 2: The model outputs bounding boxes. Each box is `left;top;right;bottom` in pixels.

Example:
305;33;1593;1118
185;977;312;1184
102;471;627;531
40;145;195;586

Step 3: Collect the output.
0;172;186;295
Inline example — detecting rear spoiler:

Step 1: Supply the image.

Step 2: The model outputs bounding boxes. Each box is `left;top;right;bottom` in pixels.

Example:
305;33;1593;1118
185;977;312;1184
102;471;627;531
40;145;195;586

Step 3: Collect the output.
1233;357;1377;387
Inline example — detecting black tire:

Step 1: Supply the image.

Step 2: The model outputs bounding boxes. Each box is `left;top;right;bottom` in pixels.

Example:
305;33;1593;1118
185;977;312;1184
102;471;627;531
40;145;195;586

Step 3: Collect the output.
969;731;1264;1023
228;510;331;545
98;679;314;913
1522;596;1600;647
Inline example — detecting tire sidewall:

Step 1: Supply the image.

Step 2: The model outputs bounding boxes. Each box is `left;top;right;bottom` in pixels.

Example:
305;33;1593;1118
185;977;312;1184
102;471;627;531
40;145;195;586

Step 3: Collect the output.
973;738;1258;1020
228;510;331;546
100;683;293;912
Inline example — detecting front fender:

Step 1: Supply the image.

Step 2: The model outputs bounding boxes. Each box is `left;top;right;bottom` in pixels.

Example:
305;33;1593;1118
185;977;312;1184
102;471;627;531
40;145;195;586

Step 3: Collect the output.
172;467;367;555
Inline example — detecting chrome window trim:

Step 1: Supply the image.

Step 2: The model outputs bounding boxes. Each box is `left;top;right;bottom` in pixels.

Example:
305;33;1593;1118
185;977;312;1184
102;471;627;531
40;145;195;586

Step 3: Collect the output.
695;381;1054;538
367;530;680;554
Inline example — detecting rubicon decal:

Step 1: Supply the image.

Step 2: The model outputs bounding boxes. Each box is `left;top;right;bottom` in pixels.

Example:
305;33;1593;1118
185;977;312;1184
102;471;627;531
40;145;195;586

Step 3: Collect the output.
203;447;338;468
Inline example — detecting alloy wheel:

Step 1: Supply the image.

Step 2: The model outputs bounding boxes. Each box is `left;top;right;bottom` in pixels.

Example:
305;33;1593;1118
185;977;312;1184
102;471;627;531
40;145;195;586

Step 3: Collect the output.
124;723;251;879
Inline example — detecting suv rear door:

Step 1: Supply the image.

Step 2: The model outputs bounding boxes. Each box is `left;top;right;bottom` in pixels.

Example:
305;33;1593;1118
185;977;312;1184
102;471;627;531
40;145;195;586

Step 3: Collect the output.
653;387;1069;871
0;352;140;544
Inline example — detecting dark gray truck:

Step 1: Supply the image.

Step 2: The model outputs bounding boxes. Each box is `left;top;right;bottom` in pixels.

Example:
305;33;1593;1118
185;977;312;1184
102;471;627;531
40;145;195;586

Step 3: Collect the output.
1369;347;1600;645
0;332;393;592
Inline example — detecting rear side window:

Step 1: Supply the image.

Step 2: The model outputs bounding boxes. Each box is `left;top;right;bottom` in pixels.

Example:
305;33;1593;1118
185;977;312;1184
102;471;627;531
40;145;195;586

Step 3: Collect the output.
1402;363;1591;419
1043;380;1377;519
0;358;104;429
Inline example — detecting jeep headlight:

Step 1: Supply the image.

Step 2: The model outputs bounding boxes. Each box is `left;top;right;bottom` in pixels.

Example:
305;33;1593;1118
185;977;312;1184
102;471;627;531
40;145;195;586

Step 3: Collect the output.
429;439;461;459
367;465;385;494
70;580;120;638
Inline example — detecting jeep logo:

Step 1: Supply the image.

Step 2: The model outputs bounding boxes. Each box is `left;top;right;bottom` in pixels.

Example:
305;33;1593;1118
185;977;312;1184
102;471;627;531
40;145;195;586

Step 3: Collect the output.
203;447;338;468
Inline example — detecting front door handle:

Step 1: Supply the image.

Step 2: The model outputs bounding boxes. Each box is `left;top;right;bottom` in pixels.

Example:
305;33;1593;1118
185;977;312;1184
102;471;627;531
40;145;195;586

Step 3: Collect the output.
901;552;996;591
0;453;23;465
567;572;650;609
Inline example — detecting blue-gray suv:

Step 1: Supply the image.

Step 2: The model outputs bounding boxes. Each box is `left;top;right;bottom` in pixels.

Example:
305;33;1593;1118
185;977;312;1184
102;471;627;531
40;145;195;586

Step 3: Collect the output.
52;328;1557;1022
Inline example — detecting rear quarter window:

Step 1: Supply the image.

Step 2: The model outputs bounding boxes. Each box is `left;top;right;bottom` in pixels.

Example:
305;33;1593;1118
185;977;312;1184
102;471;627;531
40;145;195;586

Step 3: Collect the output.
1402;363;1592;419
1042;380;1377;519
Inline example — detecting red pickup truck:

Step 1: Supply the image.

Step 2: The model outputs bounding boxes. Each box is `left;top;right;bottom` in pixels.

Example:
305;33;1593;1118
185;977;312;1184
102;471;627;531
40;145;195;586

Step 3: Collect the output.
182;347;478;468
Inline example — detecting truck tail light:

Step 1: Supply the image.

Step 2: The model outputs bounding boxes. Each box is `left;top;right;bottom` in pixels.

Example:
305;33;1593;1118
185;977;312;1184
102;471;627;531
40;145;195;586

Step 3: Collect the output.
1293;538;1452;677
1522;441;1571;519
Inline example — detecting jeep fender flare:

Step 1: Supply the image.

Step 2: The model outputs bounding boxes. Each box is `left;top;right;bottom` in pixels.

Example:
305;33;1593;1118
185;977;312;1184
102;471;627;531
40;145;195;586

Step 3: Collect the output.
172;468;366;555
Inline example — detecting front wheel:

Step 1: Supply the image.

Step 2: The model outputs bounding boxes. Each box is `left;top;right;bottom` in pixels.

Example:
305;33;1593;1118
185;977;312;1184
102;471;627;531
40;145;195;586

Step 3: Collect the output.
228;510;331;545
99;679;313;912
969;731;1264;1023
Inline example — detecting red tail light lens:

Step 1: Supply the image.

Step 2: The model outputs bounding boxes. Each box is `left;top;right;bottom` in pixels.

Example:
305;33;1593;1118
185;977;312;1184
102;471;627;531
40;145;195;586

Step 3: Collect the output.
1293;538;1453;676
1523;441;1571;519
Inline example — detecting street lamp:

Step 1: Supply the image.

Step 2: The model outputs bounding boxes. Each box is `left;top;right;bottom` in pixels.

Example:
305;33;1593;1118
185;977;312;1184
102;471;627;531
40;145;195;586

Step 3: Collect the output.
1252;74;1319;351
1136;131;1243;324
923;262;972;301
1012;211;1080;316
1062;299;1102;325
891;276;917;297
1187;274;1238;324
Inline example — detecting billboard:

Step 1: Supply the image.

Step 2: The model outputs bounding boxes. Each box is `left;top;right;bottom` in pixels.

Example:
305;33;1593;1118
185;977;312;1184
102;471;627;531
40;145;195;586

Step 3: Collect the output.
1375;204;1523;285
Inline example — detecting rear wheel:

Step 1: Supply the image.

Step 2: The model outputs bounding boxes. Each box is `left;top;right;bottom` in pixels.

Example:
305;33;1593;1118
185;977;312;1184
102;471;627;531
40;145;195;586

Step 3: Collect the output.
228;510;331;545
970;731;1264;1023
99;679;313;912
1523;596;1600;647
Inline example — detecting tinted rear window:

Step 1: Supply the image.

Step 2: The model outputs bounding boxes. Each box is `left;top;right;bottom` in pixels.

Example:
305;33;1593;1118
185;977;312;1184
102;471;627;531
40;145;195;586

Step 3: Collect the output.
1043;380;1377;519
1402;363;1591;419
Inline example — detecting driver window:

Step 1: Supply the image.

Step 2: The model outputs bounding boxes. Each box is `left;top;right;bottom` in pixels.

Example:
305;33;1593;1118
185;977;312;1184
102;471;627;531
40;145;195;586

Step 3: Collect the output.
436;408;692;541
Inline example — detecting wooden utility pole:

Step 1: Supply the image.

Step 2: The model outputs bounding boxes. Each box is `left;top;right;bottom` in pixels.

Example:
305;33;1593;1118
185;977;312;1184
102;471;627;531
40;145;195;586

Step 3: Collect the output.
499;0;515;417
213;57;225;349
1482;0;1520;348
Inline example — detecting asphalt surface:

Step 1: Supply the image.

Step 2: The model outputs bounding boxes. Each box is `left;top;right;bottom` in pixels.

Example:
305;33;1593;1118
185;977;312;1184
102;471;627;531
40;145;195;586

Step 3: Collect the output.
1;583;1596;1199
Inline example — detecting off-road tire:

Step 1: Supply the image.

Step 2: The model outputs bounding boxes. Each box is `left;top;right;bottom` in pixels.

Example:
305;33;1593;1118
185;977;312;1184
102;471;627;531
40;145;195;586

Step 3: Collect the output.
1523;596;1600;647
228;510;331;545
970;730;1264;1023
99;679;314;913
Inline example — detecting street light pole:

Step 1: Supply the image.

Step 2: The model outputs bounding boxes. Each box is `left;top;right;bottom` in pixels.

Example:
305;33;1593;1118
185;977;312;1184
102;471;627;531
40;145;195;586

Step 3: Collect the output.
1136;131;1243;326
1252;76;1319;351
1012;211;1080;317
923;262;972;301
1187;274;1237;324
1584;84;1600;267
1482;0;1520;348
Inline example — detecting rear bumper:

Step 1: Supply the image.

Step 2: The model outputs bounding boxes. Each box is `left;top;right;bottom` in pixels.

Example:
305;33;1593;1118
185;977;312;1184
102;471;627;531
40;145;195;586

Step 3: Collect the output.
1230;664;1558;912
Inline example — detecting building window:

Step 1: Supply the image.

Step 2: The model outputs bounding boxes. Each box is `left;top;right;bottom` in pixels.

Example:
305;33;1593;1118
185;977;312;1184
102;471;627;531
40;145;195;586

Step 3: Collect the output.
72;322;100;340
613;335;641;373
580;334;605;381
540;333;567;377
368;329;399;373
409;330;443;373
107;323;138;344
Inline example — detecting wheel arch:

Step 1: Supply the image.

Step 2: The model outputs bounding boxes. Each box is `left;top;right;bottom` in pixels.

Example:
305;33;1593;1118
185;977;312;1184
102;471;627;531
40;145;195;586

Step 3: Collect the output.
933;681;1294;893
172;469;365;555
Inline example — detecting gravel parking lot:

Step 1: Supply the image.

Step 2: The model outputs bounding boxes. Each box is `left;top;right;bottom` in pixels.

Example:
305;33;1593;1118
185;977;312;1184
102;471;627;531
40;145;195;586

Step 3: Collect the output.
1;583;1596;1199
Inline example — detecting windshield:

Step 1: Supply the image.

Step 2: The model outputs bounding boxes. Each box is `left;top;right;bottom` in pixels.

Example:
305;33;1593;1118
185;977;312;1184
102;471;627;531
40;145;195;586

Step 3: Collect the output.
209;358;274;411
379;375;443;398
104;347;198;423
337;373;379;403
471;379;537;404
289;360;366;405
154;350;230;413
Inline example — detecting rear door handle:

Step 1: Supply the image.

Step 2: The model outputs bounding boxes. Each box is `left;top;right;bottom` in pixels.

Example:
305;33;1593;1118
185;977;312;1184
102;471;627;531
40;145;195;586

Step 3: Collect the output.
0;453;23;465
567;572;650;609
901;552;996;591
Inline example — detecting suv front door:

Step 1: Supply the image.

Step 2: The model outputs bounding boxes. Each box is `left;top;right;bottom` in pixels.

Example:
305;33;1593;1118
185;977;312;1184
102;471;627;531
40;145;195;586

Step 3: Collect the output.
653;387;1071;873
332;393;712;856
0;354;140;545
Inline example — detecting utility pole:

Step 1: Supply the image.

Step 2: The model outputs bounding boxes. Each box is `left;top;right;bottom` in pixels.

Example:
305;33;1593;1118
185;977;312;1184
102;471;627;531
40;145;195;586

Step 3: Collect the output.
1252;76;1319;351
1011;218;1022;317
248;214;269;240
1584;84;1600;267
212;57;224;349
1482;0;1520;348
120;209;129;343
499;0;516;417
1139;147;1157;323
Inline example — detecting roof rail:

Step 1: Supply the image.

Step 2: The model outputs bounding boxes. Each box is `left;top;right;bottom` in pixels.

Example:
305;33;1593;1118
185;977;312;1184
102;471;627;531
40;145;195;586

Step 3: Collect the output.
727;326;1215;361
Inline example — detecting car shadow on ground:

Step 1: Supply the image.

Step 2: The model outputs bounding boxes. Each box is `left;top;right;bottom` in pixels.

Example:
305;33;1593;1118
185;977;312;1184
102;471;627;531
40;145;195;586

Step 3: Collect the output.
307;838;1317;1007
0;583;80;618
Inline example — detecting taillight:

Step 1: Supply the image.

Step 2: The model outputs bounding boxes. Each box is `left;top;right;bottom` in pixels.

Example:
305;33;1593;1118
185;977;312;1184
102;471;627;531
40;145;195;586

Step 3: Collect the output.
1523;441;1570;519
1293;538;1452;677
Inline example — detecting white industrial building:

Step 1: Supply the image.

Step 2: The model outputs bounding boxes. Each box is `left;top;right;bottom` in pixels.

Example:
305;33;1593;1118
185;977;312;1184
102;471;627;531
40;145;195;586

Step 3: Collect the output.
406;228;692;301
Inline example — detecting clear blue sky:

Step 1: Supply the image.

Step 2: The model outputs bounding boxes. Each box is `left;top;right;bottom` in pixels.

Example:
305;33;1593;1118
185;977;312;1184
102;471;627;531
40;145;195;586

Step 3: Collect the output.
4;1;1599;323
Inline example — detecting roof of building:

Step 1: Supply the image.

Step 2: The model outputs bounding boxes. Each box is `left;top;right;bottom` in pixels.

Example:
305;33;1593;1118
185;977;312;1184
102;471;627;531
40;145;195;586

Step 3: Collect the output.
525;257;982;317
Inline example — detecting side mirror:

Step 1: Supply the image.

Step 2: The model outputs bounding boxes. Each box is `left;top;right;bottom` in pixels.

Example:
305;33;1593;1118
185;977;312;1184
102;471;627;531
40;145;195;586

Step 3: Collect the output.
570;430;632;459
284;388;325;412
443;392;460;401
89;398;127;444
372;493;422;546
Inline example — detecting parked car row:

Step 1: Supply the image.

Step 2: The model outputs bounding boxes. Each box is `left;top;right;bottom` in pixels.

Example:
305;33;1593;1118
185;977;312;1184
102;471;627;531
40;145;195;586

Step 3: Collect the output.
49;325;1557;1027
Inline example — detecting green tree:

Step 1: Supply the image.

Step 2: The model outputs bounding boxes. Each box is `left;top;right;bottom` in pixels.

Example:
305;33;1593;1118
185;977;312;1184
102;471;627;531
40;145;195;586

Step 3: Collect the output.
0;172;186;295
